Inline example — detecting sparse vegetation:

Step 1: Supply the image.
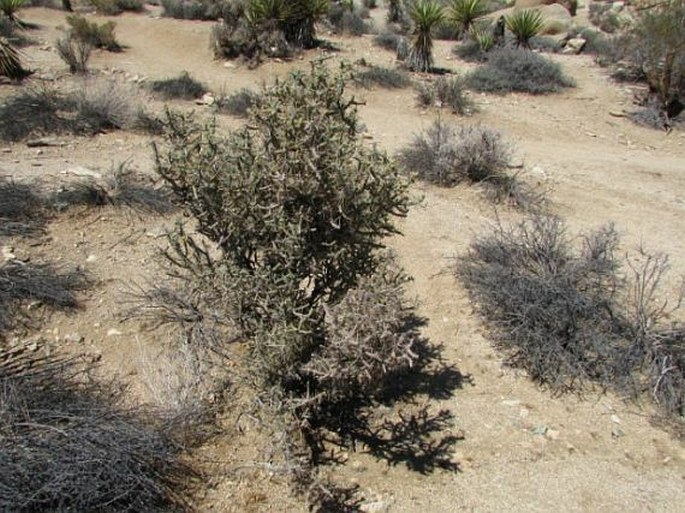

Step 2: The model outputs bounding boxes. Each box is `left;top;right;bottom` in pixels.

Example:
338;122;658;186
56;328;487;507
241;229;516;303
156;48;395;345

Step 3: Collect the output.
0;0;25;24
0;80;143;141
356;64;411;88
0;344;200;512
457;214;685;417
327;0;371;35
415;75;474;114
150;71;208;100
89;0;144;15
56;35;92;73
161;0;223;20
374;31;404;51
215;87;260;117
65;14;121;51
0;35;29;78
467;48;575;94
398;120;509;185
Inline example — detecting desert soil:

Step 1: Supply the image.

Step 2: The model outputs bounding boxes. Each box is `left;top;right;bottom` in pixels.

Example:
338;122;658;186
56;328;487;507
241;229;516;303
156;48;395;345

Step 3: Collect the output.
2;4;684;512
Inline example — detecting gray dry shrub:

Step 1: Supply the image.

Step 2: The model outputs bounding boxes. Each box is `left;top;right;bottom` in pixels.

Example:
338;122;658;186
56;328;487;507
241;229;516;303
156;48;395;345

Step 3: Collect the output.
398;120;510;185
355;65;411;89
467;48;575;94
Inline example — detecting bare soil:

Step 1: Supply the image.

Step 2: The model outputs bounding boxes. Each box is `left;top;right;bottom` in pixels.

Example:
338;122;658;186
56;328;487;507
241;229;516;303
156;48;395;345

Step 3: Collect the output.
2;4;684;512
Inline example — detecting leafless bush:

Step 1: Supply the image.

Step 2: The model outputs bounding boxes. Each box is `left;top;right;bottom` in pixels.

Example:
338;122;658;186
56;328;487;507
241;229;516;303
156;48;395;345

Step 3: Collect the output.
71;78;139;132
0;176;46;237
0;343;199;512
457;214;685;415
0;260;89;334
457;215;627;393
398;120;511;185
49;164;175;215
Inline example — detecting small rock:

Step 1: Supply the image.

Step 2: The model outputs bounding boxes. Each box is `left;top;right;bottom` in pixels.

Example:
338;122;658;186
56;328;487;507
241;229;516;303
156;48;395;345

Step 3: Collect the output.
63;166;102;179
545;429;560;441
502;399;521;406
196;93;215;106
562;37;586;55
610;414;622;424
86;254;97;263
223;61;236;69
107;328;123;337
2;246;16;261
529;165;547;180
532;425;548;436
611;426;625;438
361;501;391;513
1;147;10;153
65;333;84;344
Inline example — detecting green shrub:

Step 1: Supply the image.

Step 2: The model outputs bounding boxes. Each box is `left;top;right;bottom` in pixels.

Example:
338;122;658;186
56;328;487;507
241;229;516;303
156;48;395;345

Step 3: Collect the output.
150;71;207;100
467;48;575;94
0;0;25;24
153;61;414;407
355;64;411;89
66;14;120;51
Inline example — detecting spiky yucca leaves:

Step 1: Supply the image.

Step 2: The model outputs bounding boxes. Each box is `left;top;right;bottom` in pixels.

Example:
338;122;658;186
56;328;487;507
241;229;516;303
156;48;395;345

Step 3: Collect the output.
506;9;544;49
449;0;487;37
406;0;444;72
470;21;494;53
0;0;25;23
0;36;27;79
247;0;328;48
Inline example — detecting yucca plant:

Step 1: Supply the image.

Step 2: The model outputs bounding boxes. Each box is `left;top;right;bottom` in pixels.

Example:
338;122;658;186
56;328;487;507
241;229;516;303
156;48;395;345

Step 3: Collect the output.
0;36;28;79
449;0;487;38
280;0;329;48
406;0;444;72
0;0;25;24
506;9;544;49
470;21;494;52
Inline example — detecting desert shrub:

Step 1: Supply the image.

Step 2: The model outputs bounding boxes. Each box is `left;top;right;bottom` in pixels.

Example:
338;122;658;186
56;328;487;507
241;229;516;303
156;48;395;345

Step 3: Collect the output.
626;0;685;124
89;0;144;15
506;8;544;49
150;71;207;100
49;164;175;214
467;48;575;94
362;0;376;7
458;216;627;392
457;215;685;414
65;14;120;51
0;344;199;512
374;31;403;51
530;35;562;53
215;87;260;117
161;0;223;20
453;39;486;62
406;0;444;72
0;80;140;141
327;1;371;36
398;120;510;186
152;63;420;454
56;35;92;73
415;75;474;114
0;259;89;332
588;2;624;34
0;86;72;141
0;177;45;237
355;64;411;88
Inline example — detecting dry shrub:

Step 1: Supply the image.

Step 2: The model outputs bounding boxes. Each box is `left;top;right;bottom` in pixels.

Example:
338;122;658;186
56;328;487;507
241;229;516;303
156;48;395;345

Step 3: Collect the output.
0;343;199;512
355;64;411;89
415;75;474;114
56;35;92;74
0;176;45;237
398;121;510;186
65;14;120;51
457;214;685;416
150;71;208;100
214;87;260;117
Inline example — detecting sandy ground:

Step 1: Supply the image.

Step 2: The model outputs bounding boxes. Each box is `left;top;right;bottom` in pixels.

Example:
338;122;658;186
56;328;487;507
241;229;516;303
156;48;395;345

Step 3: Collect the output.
2;4;684;512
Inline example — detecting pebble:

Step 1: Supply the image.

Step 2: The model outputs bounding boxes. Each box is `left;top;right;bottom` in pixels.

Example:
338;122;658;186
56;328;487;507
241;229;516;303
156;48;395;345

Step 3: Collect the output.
107;328;123;337
610;414;622;424
611;426;625;438
64;333;84;344
86;254;97;263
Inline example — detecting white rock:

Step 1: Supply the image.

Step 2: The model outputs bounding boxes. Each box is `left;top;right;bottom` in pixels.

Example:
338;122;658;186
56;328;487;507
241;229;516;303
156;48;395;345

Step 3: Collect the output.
64;166;102;179
2;246;16;261
223;61;236;69
563;37;587;55
86;254;97;263
107;328;123;337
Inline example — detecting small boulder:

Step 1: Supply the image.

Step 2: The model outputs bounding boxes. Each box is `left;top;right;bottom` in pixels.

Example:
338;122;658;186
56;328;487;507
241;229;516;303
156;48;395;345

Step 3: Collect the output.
562;37;587;54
